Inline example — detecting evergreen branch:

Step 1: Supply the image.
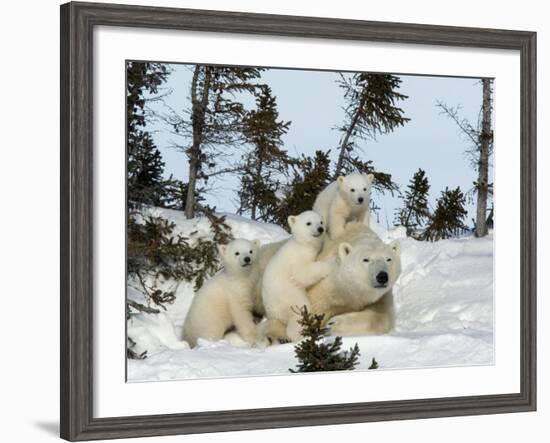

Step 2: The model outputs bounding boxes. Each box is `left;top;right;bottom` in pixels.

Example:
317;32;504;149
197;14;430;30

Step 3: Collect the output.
127;299;161;314
289;306;361;373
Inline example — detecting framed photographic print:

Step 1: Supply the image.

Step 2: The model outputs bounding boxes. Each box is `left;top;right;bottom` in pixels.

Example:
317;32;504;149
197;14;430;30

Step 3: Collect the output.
60;1;537;441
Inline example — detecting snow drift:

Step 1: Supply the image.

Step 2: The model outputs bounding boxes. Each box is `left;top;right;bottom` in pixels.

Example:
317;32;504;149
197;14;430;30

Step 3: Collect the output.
127;208;493;381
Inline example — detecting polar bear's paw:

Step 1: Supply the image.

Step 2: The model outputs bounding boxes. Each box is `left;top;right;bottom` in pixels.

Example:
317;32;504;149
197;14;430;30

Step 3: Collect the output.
327;312;374;337
259;319;290;346
327;310;393;336
326;314;357;336
253;334;271;349
266;337;291;346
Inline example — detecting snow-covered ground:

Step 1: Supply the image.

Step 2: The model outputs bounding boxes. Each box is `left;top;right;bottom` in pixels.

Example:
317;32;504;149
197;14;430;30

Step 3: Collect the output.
127;208;494;381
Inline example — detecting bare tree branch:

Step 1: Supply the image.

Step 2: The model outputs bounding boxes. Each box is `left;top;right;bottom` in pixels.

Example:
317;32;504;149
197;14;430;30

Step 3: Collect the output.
436;101;480;148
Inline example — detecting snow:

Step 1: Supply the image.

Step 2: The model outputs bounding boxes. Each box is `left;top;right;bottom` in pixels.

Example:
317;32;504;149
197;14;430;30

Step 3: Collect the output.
127;210;493;381
138;206;290;246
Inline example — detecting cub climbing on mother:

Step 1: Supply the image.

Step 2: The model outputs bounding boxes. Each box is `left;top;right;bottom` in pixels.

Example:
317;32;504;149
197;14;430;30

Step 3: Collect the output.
313;172;374;239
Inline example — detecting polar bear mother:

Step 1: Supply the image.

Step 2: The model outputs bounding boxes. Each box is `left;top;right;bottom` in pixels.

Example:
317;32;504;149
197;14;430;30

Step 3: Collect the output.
309;223;402;336
260;222;402;342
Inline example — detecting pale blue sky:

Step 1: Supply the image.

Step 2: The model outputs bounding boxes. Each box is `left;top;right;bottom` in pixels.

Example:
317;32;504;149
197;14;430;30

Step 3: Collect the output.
147;63;491;229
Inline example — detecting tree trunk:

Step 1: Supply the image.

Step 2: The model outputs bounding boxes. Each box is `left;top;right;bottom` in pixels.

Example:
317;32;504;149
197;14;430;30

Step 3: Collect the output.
335;87;369;177
184;154;199;219
250;159;257;220
334;81;367;177
475;79;492;237
334;107;362;177
185;66;212;219
403;206;413;235
250;149;263;221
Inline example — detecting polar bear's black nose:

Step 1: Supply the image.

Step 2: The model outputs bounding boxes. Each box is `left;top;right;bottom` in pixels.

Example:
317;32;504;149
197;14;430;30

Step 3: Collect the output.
358;197;364;203
244;256;251;263
376;271;389;285
317;226;324;234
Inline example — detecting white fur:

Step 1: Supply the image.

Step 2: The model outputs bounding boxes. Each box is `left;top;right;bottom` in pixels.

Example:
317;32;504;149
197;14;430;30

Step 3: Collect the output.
261;211;331;342
309;223;402;336
182;238;262;348
249;240;287;317
313;173;374;239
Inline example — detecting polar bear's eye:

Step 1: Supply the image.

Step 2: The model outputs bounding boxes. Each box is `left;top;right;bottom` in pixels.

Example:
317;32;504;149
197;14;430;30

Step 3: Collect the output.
235;252;240;256
363;187;367;191
306;222;312;226
351;188;355;192
363;258;370;263
386;258;392;262
249;250;253;254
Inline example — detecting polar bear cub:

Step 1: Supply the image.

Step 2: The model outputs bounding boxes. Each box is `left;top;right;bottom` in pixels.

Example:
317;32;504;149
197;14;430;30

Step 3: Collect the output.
261;211;331;342
183;238;261;348
313;172;374;239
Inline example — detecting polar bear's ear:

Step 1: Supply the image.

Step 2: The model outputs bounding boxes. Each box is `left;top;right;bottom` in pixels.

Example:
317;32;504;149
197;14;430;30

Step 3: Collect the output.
287;215;297;228
338;242;353;262
218;244;227;257
367;173;374;184
337;176;345;188
389;240;401;255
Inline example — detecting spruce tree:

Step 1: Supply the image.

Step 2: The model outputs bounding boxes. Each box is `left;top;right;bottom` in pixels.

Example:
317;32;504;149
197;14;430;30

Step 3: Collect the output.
334;73;409;194
127;337;148;360
127;61;169;207
238;85;291;221
338;155;399;195
160;176;207;212
164;65;264;219
422;186;468;241
395;168;431;237
290;306;361;373
274;150;331;228
127;208;233;314
475;79;493;237
436;79;494;238
127;132;166;206
127;62;168;132
486;203;494;230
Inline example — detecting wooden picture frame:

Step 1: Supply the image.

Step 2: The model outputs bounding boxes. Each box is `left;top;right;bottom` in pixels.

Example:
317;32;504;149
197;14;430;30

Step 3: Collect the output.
60;1;536;440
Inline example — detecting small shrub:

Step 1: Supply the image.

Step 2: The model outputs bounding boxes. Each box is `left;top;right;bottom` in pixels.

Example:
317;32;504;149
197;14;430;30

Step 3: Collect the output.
290;306;361;373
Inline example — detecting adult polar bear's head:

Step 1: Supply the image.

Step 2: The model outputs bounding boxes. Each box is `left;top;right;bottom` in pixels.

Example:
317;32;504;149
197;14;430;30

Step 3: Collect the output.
337;173;374;208
287;210;325;246
335;236;401;306
219;238;260;274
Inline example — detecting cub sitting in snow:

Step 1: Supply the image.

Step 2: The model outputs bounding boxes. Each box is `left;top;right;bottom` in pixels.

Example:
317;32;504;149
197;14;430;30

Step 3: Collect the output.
261;210;331;342
313;172;374;239
182;238;262;348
